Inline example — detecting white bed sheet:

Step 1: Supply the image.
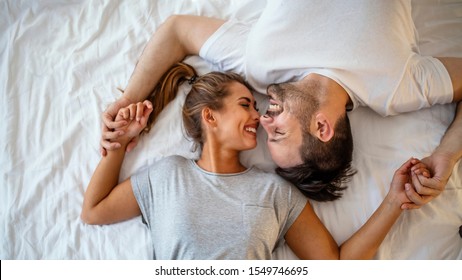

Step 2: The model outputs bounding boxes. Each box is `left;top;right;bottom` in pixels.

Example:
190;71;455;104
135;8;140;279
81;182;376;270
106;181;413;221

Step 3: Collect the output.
1;0;461;260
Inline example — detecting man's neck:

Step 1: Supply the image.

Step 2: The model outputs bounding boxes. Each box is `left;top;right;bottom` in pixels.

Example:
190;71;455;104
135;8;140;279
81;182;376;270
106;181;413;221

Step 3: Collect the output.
307;73;351;109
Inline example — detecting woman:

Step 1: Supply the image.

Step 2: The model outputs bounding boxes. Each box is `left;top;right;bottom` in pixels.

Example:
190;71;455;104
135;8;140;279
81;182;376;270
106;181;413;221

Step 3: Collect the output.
81;63;429;259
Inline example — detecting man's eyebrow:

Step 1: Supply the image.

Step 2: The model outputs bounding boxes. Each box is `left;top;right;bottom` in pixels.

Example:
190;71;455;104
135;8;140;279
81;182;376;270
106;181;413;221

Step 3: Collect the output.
269;135;286;143
269;138;285;144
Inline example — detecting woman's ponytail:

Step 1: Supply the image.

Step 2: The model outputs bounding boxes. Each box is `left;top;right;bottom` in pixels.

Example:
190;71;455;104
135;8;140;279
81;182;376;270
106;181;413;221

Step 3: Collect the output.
144;62;197;133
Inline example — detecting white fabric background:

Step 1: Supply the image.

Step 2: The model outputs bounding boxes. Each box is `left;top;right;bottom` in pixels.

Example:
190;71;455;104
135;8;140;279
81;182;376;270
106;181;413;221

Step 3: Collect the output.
1;0;461;259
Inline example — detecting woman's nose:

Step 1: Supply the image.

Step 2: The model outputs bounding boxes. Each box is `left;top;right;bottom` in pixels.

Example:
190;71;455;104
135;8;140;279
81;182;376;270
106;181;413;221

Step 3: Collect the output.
252;109;260;120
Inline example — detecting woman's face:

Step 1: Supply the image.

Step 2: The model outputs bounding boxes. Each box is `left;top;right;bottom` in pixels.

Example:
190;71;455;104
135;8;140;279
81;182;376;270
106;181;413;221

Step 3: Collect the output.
212;82;260;152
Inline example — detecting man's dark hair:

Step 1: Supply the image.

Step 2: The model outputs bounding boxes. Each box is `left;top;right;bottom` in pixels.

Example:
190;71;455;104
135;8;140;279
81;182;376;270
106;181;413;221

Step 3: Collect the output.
276;114;356;201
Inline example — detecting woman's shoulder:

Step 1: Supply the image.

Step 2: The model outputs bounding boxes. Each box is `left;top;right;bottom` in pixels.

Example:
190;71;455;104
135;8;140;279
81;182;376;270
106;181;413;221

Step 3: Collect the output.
162;154;188;163
246;167;306;203
248;166;292;186
150;155;191;170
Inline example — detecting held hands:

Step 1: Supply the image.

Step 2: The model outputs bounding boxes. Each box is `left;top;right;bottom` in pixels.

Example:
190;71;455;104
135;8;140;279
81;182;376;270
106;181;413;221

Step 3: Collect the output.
388;158;431;210
411;152;455;204
396;152;455;208
110;100;153;148
100;96;133;156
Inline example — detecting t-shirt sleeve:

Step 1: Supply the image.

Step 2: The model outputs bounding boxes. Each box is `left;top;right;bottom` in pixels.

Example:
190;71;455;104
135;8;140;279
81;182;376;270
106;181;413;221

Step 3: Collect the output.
387;53;453;115
199;19;251;76
131;167;154;228
278;183;308;240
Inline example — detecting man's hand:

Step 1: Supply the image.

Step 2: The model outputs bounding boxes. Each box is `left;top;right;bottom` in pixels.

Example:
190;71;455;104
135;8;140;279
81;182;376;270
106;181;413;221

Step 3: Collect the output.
406;102;462;206
388;158;431;210
100;96;133;156
407;152;456;206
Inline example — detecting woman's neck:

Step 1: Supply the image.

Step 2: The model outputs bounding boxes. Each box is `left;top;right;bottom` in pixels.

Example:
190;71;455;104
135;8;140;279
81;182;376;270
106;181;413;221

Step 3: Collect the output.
197;142;247;174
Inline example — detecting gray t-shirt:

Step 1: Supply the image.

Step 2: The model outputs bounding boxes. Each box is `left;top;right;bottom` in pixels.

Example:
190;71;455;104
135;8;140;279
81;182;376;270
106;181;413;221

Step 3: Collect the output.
131;155;307;260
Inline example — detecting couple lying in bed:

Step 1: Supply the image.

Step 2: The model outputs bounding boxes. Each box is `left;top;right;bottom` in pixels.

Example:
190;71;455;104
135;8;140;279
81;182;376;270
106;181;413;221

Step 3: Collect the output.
81;1;462;259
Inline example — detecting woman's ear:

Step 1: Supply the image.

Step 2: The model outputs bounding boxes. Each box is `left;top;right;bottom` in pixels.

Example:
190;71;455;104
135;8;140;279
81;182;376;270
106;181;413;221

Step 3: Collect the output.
202;107;217;127
313;113;334;142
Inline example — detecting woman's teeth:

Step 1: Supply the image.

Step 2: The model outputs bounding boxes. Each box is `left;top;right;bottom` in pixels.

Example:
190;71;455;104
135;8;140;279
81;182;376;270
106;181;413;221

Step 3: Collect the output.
245;127;257;134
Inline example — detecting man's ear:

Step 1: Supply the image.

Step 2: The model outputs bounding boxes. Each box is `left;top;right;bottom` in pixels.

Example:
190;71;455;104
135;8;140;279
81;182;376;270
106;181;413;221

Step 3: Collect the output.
313;113;334;142
202;107;217;127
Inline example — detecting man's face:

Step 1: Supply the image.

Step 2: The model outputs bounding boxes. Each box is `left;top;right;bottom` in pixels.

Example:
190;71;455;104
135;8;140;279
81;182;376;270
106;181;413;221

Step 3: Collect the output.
260;83;304;168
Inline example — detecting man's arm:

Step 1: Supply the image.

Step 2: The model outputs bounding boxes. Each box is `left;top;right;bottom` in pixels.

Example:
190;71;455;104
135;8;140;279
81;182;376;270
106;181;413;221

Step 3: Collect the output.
437;57;462;102
410;101;462;204
434;102;462;160
101;15;225;154
123;15;225;103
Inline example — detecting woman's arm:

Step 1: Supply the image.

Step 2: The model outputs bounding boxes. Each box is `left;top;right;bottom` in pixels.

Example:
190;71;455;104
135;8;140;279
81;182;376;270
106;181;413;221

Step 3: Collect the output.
82;101;153;225
285;158;429;259
80;149;140;225
101;15;225;155
284;202;339;259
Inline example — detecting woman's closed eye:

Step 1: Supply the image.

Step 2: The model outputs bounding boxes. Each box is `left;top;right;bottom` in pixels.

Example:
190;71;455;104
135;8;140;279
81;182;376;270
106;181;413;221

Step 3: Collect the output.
240;102;259;112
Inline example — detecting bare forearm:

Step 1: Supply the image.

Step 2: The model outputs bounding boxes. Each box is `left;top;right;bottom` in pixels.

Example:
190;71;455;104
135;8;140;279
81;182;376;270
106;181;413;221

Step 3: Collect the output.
437;57;462;103
82;141;129;220
434;102;462;162
123;17;188;102
123;15;223;103
339;195;402;259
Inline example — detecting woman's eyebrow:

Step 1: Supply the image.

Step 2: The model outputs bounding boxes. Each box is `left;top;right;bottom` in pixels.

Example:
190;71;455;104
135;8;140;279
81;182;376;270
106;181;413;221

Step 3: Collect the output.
237;97;252;102
238;97;258;108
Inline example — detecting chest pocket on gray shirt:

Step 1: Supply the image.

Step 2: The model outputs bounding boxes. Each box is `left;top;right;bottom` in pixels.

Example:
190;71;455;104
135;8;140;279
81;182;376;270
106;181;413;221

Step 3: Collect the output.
243;204;280;258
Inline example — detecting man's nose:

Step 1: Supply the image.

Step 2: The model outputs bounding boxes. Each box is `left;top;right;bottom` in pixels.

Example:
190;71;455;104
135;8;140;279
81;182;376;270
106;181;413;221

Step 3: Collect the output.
260;114;272;122
259;115;273;129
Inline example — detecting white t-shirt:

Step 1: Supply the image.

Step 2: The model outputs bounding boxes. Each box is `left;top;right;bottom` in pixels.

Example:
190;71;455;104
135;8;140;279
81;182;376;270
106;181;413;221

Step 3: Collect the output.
200;0;453;116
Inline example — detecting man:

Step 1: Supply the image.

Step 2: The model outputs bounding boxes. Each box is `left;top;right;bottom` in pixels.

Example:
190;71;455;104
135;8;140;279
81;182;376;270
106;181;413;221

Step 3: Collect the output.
100;1;462;202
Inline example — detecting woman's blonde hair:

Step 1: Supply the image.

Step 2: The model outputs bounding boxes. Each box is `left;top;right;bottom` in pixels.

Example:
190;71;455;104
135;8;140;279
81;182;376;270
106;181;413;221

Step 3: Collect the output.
145;62;248;151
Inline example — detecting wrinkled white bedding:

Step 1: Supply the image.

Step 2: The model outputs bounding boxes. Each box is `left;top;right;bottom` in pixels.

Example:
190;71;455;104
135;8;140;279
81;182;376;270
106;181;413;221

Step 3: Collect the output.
1;0;461;259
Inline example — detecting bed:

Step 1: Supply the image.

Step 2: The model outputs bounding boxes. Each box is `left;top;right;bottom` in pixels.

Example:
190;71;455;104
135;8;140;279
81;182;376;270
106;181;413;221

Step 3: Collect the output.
1;0;461;260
